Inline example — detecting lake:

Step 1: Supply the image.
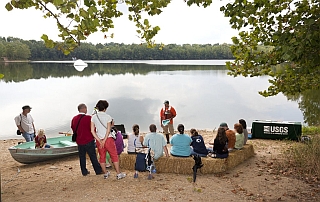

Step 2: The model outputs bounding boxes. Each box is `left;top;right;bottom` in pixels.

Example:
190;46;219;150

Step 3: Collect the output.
0;60;304;140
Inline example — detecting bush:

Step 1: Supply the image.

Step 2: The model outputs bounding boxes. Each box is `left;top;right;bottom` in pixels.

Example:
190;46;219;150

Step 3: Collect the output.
302;126;320;136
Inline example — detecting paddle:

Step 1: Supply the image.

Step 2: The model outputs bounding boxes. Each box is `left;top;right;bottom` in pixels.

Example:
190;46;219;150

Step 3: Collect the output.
59;131;71;136
212;127;216;141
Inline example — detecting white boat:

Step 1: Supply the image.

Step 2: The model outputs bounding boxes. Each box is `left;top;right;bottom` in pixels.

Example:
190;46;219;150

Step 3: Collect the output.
73;59;88;71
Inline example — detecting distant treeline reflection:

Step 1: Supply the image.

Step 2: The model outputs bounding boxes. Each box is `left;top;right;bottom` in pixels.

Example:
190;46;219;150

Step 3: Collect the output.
0;62;227;82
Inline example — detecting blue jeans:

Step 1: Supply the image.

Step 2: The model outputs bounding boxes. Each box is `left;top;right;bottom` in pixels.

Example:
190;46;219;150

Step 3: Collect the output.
190;150;208;157
22;132;34;142
78;140;102;176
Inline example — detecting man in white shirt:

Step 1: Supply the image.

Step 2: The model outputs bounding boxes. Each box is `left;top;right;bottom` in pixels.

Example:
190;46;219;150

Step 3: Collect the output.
14;105;36;142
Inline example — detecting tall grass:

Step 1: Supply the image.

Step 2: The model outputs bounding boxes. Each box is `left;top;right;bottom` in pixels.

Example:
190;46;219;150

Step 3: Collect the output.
282;127;320;177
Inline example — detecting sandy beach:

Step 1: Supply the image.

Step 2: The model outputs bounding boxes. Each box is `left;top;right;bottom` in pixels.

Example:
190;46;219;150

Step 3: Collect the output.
1;131;319;202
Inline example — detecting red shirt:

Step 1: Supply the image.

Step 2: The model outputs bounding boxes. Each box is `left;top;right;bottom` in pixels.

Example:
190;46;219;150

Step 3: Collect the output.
35;135;47;148
71;114;94;145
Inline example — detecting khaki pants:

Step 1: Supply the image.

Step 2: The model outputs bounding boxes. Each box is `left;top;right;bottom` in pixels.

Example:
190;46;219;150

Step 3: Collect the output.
162;123;174;136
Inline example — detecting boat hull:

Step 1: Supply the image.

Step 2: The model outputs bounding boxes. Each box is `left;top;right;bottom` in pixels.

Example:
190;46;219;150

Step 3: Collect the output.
8;136;78;164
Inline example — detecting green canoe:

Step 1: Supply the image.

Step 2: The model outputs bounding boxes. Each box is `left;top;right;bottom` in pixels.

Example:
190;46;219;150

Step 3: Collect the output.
8;136;78;164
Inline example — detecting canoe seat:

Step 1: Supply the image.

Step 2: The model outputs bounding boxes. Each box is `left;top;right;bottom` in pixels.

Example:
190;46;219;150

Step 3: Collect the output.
59;140;77;147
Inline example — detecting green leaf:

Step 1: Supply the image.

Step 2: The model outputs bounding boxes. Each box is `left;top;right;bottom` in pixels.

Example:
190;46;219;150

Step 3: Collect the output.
5;3;13;11
41;34;48;41
66;13;74;18
53;0;64;6
143;19;149;26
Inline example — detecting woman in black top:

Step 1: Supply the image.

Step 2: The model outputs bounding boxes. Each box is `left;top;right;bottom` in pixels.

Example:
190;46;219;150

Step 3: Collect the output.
212;127;229;159
190;128;209;157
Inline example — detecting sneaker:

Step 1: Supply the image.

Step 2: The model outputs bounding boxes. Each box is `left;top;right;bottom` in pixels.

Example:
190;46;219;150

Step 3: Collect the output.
133;173;138;178
151;164;156;173
117;172;126;180
104;171;110;179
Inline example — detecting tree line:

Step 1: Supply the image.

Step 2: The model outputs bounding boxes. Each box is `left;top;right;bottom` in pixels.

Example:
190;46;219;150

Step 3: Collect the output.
0;37;234;61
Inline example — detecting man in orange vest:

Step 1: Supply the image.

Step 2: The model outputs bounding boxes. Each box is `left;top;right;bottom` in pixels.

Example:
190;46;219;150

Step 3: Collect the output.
160;100;177;144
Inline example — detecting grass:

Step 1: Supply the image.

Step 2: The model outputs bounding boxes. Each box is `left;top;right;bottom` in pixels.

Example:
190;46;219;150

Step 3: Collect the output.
279;126;320;178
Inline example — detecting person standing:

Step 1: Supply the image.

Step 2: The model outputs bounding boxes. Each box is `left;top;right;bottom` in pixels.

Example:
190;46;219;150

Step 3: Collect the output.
160;100;177;144
71;104;102;176
14;105;36;142
91;100;126;180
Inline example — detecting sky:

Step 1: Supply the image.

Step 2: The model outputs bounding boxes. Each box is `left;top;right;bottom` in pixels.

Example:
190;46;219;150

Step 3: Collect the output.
0;0;238;45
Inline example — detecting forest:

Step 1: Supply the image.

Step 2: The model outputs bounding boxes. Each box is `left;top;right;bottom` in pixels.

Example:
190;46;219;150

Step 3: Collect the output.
0;36;234;61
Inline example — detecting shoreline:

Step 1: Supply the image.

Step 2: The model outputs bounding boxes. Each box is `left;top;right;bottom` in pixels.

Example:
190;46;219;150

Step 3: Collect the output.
1;132;319;201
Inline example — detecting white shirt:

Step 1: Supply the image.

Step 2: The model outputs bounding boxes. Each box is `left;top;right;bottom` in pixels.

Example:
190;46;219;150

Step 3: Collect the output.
127;133;143;152
91;112;112;139
14;113;34;133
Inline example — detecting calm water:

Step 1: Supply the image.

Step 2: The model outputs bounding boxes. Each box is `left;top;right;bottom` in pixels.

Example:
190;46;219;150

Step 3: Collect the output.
0;60;304;140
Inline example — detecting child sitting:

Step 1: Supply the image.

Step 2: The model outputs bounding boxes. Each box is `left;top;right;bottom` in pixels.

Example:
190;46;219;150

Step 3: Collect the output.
127;124;143;154
35;129;53;149
105;120;125;169
210;127;228;158
234;123;244;150
112;121;124;156
190;128;208;157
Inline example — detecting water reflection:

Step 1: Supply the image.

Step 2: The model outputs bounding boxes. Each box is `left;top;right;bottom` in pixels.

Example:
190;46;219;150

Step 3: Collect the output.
0;61;307;140
0;62;227;82
286;90;320;126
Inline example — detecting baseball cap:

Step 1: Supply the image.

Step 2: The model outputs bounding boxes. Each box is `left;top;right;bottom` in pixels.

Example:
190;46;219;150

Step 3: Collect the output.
163;100;169;104
219;122;228;128
22;105;32;110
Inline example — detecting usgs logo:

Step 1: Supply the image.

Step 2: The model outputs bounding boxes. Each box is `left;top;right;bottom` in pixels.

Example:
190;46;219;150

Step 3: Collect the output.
264;126;289;135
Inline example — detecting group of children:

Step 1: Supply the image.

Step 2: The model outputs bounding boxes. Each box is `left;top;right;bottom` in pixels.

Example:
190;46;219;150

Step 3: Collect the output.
189;119;249;159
